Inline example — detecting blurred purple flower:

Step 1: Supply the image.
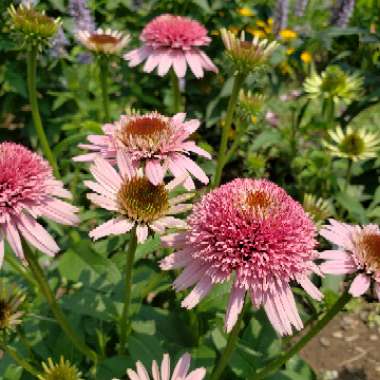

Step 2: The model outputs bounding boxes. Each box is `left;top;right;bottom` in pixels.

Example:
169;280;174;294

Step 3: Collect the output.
20;0;38;6
280;89;301;101
50;27;69;58
295;0;308;17
265;111;279;127
273;0;289;36
331;0;356;27
68;0;95;33
77;52;92;64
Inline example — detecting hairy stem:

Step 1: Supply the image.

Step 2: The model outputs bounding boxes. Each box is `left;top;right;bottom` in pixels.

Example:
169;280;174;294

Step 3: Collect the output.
24;243;98;363
119;228;138;354
212;74;246;188
26;46;59;177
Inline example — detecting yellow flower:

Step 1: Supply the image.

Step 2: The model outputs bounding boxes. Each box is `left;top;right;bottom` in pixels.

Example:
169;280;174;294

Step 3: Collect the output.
304;66;363;105
286;47;295;55
248;18;274;39
303;194;333;228
246;28;265;39
238;7;255;17
323;126;380;162
38;357;83;380
279;28;298;41
301;51;312;64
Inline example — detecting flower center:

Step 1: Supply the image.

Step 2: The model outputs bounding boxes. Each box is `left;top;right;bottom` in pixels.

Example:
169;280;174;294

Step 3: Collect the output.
121;116;169;138
340;133;365;156
117;177;169;223
239;189;274;219
358;233;380;273
89;34;121;45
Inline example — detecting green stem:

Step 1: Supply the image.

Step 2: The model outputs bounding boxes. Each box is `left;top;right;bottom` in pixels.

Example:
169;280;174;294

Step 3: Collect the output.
224;122;245;166
171;69;182;114
24;243;98;363
98;56;110;122
119;228;138;354
344;159;353;191
0;340;39;377
210;304;245;380
5;254;37;290
212;74;246;188
250;291;351;380
26;47;59;178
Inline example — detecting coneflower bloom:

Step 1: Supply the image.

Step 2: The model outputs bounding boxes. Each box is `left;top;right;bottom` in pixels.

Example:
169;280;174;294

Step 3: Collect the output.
0;142;79;266
115;353;206;380
220;28;278;75
85;152;192;243
77;28;130;55
74;112;211;190
38;357;83;380
320;220;380;300
0;283;25;331
124;14;218;78
160;179;322;336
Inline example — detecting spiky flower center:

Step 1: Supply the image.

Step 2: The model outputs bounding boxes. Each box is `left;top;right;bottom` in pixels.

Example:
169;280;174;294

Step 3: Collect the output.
121;117;169;138
0;300;12;330
358;233;380;273
239;189;276;219
38;358;82;380
321;67;348;96
117;177;169;223
89;34;121;45
339;133;365;156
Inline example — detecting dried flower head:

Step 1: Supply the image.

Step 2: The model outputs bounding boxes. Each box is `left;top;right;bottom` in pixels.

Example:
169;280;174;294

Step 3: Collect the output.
38;357;83;380
161;179;322;336
85;151;192;243
0;142;79;266
0;283;25;332
124;14;218;78
320;220;380;300
77;28;130;55
115;353;206;380
74;112;211;190
304;66;363;105
8;4;60;48
220;29;278;75
323;126;380;161
303;193;333;228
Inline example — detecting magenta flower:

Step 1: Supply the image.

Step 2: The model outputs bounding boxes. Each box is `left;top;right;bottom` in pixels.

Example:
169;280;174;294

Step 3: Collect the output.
85;151;192;243
121;353;206;380
320;219;380;300
74;112;211;190
160;179;323;336
124;14;218;78
0;142;79;266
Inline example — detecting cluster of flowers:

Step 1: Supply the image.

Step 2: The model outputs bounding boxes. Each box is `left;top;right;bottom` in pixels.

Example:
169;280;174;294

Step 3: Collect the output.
3;4;380;379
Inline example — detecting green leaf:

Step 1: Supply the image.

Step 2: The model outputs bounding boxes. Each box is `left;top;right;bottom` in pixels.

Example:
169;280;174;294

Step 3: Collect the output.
128;332;165;366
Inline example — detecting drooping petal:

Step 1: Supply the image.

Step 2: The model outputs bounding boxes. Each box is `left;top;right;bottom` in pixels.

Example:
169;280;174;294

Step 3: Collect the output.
145;160;164;185
4;221;24;260
126;369;141;380
171;353;191;380
117;151;137;180
136;225;149;243
89;218;134;241
136;361;150;380
185;50;204;78
225;284;246;333
40;198;80;226
298;276;323;301
171;51;187;78
181;276;213;309
185;368;206;380
0;230;4;268
161;354;170;380
349;273;371;297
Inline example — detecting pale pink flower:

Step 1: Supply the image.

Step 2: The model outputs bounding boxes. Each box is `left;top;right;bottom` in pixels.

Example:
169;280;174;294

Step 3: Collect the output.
119;353;206;380
85;151;192;243
74;112;211;190
160;179;322;336
0;142;79;266
320;219;380;300
124;14;218;78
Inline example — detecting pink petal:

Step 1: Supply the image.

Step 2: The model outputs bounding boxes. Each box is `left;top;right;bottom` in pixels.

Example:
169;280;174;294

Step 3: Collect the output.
124;46;151;66
145;159;164;185
185;368;206;380
41;198;80;226
90;157;122;191
199;50;218;73
159;247;194;270
171;113;187;124
84;180;115;199
182;120;201;135
320;261;357;275
173;261;206;291
349;273;371;297
157;50;173;76
136;225;149;243
171;353;191;379
0;231;4;268
160;233;187;248
89;218;134;241
319;249;352;261
264;291;292;336
181;276;213;309
171;51;187;78
17;213;59;257
4;221;24;260
136;361;150;380
320;219;355;250
298;276;323;301
126;369;141;380
143;50;164;73
185;50;204;78
181;142;211;159
154;216;187;230
87;193;118;211
161;354;170;380
117;151;137;180
172;154;209;184
225;283;246;333
152;360;160;380
281;284;303;331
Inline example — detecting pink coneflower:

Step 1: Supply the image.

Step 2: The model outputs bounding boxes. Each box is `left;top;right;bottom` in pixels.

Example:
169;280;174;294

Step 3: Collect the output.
124;14;218;78
320;219;380;300
0;142;79;266
119;353;206;380
74;112;211;190
160;179;322;336
85;151;192;243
